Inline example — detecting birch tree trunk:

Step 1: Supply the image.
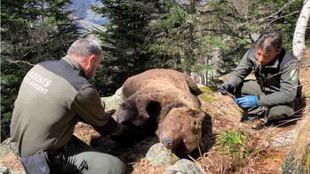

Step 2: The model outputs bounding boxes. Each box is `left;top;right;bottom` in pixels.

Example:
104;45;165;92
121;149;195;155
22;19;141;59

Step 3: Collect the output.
293;0;310;61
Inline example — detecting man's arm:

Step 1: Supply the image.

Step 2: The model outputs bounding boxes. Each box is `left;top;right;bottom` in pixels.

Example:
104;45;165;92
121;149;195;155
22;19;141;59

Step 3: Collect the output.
257;60;299;106
71;85;119;135
227;48;254;87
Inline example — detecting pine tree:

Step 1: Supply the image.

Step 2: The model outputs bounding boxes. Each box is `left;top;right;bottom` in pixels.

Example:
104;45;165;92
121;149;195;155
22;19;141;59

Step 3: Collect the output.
147;1;201;73
92;0;167;95
1;0;79;141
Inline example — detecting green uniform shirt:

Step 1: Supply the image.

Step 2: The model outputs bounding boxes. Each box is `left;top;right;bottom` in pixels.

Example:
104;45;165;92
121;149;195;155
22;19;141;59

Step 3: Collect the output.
10;56;117;157
228;48;300;106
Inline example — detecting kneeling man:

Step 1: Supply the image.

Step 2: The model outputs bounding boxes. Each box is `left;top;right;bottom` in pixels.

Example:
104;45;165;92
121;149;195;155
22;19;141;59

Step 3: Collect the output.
219;32;301;127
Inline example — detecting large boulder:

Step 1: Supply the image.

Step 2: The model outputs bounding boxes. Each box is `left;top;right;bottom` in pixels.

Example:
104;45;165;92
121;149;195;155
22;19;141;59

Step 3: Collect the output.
101;87;123;111
166;159;204;174
281;115;310;174
0;138;25;174
145;143;179;167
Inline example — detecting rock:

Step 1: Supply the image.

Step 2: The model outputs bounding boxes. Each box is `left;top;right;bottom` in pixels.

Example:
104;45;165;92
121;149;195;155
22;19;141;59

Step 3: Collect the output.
0;167;25;174
145;143;179;167
281;116;310;174
0;138;25;174
0;167;10;174
165;159;204;174
271;129;298;148
281;152;304;174
101;87;123;110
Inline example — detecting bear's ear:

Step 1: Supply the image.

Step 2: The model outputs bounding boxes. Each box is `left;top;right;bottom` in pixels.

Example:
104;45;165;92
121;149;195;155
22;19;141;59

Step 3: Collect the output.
190;118;202;134
188;109;205;134
189;109;205;122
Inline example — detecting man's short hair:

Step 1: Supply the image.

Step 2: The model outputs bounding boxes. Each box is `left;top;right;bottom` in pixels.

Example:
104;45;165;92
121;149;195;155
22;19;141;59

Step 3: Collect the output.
255;32;282;52
67;38;102;58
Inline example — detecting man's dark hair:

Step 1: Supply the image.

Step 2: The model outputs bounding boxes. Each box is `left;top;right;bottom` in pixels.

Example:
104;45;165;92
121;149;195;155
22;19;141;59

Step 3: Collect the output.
255;32;282;52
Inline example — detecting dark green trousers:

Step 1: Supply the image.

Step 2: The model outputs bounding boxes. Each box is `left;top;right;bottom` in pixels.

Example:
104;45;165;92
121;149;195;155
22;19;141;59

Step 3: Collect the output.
237;80;295;122
49;136;126;174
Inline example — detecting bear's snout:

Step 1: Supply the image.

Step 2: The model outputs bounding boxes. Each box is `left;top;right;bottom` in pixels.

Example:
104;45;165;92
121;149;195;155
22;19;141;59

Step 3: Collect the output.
161;138;174;149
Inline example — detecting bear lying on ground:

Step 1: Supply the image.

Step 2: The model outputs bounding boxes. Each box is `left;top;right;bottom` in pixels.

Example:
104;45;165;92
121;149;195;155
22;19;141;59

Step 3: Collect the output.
114;69;205;154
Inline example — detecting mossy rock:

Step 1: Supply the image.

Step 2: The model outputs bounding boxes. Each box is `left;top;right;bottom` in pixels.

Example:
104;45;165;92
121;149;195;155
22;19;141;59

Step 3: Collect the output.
198;85;216;102
145;143;179;167
101;87;123;110
166;159;204;174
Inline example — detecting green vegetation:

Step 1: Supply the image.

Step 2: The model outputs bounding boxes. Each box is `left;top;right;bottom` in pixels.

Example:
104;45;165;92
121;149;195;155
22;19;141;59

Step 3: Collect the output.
218;130;248;159
198;86;215;102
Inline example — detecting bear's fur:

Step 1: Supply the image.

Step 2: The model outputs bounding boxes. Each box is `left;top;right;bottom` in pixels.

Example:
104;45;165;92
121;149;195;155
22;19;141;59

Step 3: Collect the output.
115;69;205;153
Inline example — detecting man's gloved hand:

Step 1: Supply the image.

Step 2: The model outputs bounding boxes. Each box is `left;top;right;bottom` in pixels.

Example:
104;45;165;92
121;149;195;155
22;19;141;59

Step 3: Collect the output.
110;121;141;146
218;83;235;95
235;96;258;108
110;121;135;136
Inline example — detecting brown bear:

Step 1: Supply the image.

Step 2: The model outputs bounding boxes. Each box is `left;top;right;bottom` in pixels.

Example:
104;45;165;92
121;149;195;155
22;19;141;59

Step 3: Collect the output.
114;68;205;153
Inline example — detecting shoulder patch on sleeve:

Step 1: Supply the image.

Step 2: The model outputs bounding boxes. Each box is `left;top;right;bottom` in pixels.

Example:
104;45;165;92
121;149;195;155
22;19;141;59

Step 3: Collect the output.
289;69;298;81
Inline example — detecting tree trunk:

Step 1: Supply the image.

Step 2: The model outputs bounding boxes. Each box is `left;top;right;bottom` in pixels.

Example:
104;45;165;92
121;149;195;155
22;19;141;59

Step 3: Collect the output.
293;0;310;61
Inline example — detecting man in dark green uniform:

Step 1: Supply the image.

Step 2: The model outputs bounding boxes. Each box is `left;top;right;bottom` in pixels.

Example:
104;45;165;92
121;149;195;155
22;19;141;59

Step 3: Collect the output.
219;32;301;127
10;38;127;173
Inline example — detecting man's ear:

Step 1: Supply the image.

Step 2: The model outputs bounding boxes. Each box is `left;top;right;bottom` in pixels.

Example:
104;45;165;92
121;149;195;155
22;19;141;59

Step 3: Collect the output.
87;54;96;67
83;54;96;70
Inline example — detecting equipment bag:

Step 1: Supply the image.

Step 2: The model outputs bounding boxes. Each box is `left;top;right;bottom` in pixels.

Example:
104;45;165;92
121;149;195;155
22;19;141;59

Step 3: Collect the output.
20;151;50;174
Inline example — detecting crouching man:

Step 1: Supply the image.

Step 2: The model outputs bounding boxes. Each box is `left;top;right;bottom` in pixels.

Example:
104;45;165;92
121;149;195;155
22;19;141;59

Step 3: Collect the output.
10;38;128;174
219;32;301;128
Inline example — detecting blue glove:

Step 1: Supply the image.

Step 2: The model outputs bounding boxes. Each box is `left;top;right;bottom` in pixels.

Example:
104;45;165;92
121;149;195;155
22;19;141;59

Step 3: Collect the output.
235;96;258;108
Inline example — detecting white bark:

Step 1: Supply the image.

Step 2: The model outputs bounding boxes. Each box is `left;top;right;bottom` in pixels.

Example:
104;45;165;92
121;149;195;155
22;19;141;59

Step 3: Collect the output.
293;0;310;61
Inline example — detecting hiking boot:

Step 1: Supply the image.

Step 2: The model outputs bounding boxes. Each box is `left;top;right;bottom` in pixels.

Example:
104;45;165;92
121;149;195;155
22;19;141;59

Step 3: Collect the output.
240;114;259;122
252;119;272;130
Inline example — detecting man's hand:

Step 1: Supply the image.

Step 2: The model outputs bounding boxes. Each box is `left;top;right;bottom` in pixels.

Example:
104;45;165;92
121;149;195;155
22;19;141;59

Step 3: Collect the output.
111;121;141;137
218;83;235;95
235;96;258;108
110;121;141;147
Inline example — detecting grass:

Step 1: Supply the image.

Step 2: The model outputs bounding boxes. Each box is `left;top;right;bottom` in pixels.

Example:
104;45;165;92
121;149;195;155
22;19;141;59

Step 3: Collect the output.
218;130;248;159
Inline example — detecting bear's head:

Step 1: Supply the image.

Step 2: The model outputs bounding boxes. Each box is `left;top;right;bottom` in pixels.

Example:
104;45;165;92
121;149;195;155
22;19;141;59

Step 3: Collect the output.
156;106;205;154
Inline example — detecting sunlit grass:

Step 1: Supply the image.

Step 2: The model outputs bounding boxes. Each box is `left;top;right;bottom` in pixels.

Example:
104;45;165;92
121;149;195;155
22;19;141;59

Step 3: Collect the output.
217;130;249;159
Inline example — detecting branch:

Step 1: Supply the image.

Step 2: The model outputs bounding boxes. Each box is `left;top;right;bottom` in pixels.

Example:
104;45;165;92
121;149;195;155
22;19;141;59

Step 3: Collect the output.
6;59;35;66
267;10;300;25
266;0;297;19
